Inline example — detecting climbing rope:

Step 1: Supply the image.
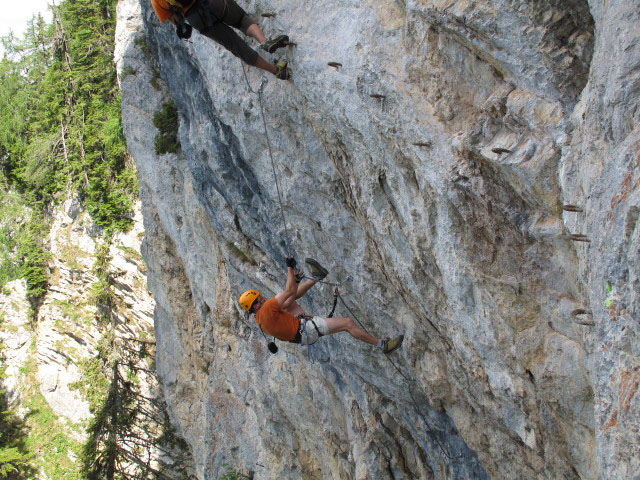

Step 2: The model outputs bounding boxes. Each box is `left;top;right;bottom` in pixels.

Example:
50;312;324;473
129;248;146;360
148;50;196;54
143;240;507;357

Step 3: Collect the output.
241;62;292;256
336;292;459;460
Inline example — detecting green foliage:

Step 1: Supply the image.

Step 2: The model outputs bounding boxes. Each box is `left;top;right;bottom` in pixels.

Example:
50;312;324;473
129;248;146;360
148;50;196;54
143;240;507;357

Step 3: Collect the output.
0;0;137;233
153;101;180;155
15;218;50;300
116;244;143;265
0;0;141;304
0;188;30;289
219;464;251;480
0;445;31;478
52;299;92;327
0;343;36;479
70;334;112;413
122;66;136;77
150;64;163;91
133;36;148;54
80;233;192;479
19;353;82;480
0;188;51;300
226;241;256;265
59;241;88;272
80;330;193;479
89;234;114;314
0;389;33;479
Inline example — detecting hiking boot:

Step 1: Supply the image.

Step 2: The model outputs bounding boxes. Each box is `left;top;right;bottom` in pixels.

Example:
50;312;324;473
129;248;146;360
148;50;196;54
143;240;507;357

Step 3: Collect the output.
305;258;328;280
274;60;291;80
260;35;289;53
382;335;404;354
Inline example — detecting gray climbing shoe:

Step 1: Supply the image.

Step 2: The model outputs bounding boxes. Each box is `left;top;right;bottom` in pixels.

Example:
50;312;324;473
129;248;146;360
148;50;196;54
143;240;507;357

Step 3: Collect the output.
305;258;328;280
260;35;289;53
382;335;404;354
274;60;291;80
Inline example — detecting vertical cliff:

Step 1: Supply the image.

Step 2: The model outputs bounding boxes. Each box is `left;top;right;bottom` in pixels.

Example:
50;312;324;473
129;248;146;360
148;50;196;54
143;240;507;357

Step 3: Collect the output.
117;0;639;478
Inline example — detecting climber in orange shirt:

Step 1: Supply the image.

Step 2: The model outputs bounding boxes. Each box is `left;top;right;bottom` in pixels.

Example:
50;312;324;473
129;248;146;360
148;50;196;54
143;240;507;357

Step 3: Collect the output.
150;0;291;79
239;257;404;353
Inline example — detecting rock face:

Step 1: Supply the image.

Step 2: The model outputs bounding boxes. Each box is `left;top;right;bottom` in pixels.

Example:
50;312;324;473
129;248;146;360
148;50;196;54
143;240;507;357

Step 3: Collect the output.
33;199;155;428
0;279;32;407
117;0;639;478
0;199;180;476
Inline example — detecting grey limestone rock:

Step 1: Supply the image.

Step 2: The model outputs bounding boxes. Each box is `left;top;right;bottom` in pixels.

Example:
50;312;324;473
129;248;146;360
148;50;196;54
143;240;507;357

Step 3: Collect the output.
117;0;639;478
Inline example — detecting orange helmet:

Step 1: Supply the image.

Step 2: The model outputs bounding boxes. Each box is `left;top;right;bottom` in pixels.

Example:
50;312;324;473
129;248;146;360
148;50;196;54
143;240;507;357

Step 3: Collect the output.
239;290;260;311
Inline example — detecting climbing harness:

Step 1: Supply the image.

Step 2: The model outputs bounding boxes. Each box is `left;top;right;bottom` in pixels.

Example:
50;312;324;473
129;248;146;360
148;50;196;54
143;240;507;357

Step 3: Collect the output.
296;314;323;362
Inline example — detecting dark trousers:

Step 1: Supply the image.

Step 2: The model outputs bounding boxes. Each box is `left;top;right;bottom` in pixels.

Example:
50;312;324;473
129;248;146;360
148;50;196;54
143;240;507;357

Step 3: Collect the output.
186;0;259;66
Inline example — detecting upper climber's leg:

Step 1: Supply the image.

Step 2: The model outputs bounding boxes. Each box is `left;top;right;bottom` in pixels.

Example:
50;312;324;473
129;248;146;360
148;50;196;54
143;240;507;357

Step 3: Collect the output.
245;23;267;44
294;279;317;299
203;0;289;53
185;1;290;78
254;56;277;75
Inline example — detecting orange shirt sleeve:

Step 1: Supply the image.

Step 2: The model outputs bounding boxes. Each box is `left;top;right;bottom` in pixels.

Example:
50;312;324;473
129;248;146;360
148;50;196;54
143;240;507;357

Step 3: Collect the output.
151;0;174;23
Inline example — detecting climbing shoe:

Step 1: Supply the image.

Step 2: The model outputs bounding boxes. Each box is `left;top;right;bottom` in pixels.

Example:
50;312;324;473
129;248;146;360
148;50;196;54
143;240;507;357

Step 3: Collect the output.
274;60;291;80
305;258;328;280
382;335;404;354
260;35;290;53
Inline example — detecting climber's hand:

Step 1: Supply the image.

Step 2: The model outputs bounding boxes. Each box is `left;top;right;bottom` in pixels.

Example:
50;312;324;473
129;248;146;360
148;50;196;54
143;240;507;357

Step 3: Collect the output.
285;256;297;269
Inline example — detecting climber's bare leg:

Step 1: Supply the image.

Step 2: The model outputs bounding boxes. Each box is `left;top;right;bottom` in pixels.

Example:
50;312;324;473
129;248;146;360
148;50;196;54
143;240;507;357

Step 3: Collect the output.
295;279;316;299
324;317;379;345
246;24;266;43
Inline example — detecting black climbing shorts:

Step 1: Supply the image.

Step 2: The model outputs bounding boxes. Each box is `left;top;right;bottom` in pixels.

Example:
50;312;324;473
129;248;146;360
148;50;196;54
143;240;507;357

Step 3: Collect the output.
186;0;259;66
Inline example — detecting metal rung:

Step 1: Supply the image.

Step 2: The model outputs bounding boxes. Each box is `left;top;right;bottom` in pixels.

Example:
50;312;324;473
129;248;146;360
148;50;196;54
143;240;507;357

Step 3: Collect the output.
569;234;590;242
563;205;583;212
491;147;512;154
571;309;594;326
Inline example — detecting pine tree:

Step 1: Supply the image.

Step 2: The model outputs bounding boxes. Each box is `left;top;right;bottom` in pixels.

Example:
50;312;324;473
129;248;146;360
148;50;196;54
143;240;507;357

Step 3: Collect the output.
0;0;138;297
0;344;35;479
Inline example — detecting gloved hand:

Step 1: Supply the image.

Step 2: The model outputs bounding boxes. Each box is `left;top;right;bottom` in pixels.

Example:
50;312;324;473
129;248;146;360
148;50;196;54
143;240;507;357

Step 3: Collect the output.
176;21;192;40
285;256;297;269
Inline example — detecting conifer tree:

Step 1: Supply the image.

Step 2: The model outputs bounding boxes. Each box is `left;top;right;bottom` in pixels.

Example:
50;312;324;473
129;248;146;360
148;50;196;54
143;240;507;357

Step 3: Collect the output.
0;0;190;477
